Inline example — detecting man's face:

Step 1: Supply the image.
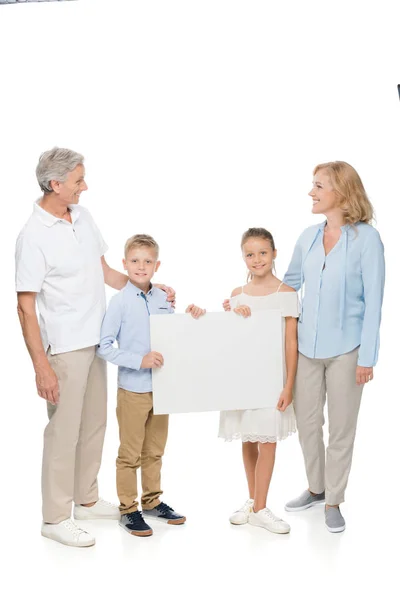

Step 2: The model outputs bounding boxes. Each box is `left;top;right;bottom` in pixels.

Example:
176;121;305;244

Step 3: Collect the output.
52;164;88;205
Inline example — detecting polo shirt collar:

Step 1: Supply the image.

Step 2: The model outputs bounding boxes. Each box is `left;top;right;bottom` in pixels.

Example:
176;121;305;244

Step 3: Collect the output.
33;199;80;227
127;280;154;296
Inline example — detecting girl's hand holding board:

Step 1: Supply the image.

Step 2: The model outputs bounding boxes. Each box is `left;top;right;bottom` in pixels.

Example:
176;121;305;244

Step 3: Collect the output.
233;305;252;318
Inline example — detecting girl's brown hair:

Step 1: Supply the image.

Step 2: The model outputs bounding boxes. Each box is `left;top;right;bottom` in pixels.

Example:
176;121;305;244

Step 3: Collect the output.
241;227;276;250
313;161;374;224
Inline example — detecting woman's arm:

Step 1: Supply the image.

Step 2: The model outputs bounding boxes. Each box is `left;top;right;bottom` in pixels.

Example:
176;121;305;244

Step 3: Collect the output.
358;229;385;368
283;239;303;291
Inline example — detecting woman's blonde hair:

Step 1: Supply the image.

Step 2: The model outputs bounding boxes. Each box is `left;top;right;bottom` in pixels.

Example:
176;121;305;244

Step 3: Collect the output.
313;161;374;224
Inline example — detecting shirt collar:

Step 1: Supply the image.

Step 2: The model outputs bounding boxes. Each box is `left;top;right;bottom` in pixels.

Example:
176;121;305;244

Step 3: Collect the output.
318;220;352;232
127;280;154;296
33;199;80;227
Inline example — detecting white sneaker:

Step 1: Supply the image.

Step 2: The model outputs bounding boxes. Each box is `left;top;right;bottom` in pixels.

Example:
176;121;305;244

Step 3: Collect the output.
248;507;291;534
229;499;254;525
73;498;120;520
41;518;95;547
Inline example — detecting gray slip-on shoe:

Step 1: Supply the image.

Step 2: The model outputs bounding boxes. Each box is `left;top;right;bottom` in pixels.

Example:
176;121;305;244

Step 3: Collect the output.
325;507;346;533
285;490;325;512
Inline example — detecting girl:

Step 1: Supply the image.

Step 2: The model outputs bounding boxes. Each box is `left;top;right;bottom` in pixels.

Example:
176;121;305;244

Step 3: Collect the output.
220;227;299;534
283;161;385;533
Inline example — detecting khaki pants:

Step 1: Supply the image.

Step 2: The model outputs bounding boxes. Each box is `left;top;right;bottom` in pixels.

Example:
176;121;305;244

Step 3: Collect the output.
294;347;364;506
42;347;107;524
116;389;169;514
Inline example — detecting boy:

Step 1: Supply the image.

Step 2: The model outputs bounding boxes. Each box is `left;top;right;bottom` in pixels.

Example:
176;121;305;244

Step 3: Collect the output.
97;234;204;536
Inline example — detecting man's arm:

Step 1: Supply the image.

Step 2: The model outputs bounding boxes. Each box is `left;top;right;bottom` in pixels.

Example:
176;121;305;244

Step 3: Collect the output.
101;256;128;290
17;292;59;404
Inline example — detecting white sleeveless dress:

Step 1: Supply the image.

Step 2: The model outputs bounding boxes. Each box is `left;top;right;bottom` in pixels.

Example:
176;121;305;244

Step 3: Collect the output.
218;287;300;443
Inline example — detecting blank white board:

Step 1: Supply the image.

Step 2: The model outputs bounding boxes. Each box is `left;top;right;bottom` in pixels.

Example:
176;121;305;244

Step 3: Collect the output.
150;310;283;414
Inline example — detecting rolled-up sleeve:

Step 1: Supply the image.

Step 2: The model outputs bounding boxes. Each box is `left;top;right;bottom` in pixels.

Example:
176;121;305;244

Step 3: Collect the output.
97;295;143;370
358;229;385;367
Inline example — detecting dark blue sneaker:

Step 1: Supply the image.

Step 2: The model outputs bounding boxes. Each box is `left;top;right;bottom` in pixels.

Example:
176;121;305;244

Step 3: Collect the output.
142;502;186;525
119;511;153;537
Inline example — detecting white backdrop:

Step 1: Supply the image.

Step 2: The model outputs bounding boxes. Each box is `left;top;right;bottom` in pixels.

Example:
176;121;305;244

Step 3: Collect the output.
0;1;399;599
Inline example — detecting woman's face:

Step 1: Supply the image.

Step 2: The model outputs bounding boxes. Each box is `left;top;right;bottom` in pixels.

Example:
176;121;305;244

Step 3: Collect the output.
309;170;339;215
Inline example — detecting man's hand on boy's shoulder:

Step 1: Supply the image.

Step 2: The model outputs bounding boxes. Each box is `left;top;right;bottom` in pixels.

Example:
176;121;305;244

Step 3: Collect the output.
154;284;176;306
141;351;164;369
185;304;206;319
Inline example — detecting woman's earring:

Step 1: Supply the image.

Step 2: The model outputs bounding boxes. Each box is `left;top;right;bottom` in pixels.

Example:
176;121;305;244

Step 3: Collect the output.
273;260;276;272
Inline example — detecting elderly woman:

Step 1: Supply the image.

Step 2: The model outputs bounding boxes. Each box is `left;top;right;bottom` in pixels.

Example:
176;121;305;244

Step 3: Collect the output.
283;161;385;532
16;147;174;547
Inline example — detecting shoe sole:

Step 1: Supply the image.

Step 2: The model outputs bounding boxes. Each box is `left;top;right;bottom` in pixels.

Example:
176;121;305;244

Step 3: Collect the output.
284;499;325;512
229;515;250;525
326;524;346;533
118;522;153;537
143;515;186;525
41;532;95;547
248;520;290;534
73;512;120;520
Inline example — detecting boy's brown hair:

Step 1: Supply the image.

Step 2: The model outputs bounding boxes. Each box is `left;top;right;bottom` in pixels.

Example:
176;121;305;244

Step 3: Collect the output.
124;234;160;259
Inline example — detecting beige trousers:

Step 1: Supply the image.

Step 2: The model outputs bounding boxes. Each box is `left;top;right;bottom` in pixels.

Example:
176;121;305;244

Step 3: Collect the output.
294;347;364;506
42;347;107;524
116;389;169;514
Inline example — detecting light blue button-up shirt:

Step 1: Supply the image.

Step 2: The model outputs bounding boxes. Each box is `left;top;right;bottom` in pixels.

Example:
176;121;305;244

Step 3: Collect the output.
97;281;174;393
283;221;385;367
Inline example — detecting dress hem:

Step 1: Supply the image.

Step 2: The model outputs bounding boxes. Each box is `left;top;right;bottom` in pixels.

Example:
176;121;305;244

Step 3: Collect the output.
218;429;297;444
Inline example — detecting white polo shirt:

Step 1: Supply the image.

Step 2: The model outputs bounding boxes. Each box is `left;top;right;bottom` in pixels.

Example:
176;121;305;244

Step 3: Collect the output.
15;201;108;354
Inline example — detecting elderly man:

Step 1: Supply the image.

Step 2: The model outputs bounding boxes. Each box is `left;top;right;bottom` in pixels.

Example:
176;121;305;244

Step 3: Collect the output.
16;147;174;547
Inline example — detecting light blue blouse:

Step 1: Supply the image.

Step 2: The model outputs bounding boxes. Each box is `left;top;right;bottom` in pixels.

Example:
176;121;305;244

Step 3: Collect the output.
283;221;385;367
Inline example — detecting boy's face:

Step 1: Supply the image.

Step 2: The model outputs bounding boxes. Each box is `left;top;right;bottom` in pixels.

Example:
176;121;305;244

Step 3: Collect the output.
123;245;160;290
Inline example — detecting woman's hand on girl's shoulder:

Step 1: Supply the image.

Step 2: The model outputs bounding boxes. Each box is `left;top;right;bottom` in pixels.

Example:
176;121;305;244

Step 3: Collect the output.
276;387;293;411
222;287;242;312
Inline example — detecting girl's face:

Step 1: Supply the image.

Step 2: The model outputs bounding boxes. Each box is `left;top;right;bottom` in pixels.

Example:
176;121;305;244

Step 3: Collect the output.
242;237;276;278
309;169;340;215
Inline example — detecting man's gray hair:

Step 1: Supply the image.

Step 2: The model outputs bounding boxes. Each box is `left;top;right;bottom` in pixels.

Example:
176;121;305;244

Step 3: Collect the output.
36;147;84;194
